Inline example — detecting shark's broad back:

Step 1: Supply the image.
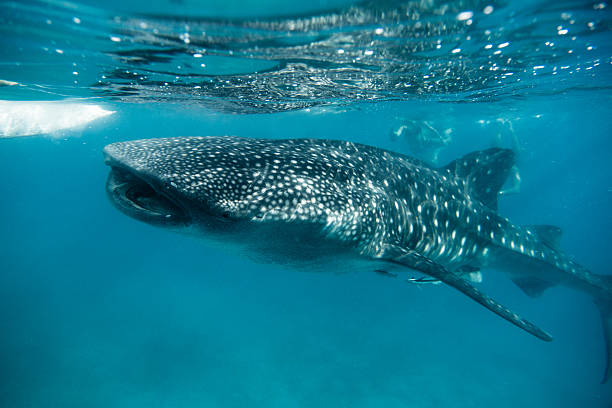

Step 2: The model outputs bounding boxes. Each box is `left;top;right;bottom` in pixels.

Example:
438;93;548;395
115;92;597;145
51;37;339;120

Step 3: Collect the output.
103;136;612;382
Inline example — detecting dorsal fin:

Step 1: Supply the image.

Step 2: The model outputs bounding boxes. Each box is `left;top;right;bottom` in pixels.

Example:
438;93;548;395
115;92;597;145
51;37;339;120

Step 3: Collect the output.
525;225;563;250
442;148;515;211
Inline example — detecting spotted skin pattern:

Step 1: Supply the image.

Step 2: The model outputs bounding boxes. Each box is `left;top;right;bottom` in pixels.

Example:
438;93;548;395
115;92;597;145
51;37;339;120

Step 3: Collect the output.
105;136;592;284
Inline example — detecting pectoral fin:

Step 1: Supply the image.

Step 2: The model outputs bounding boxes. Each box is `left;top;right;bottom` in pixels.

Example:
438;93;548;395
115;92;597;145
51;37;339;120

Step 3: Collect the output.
383;245;553;342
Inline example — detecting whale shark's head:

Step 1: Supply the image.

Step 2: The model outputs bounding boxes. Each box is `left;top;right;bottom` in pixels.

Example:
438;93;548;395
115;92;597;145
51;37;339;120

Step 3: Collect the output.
103;136;370;234
104;136;263;229
103;136;379;263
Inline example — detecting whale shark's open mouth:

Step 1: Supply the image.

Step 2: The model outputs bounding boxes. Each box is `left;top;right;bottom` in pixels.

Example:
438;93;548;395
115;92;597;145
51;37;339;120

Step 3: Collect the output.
105;166;190;227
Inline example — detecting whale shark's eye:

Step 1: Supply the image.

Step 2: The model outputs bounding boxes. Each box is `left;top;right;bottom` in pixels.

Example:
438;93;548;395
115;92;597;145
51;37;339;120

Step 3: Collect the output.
222;211;231;218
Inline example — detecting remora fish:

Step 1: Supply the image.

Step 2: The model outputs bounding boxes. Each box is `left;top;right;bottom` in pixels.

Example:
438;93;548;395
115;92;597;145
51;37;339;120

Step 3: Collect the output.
103;136;612;382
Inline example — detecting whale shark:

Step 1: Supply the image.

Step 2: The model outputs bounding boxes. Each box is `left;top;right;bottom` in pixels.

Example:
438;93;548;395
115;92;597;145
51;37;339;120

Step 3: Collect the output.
103;136;612;382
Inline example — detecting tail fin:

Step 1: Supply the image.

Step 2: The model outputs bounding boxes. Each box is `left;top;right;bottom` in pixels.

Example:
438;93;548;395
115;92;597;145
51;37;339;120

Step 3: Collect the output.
595;299;612;383
594;274;612;384
523;226;612;383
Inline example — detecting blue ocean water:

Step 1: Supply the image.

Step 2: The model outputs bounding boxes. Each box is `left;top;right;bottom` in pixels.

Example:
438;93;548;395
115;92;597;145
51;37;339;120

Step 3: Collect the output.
1;0;611;406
